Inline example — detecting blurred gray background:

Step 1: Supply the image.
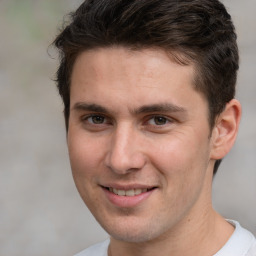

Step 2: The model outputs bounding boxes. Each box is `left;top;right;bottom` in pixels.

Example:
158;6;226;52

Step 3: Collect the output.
0;0;255;255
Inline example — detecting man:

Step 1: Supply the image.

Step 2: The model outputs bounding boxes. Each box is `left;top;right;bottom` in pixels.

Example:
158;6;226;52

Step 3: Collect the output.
53;0;256;255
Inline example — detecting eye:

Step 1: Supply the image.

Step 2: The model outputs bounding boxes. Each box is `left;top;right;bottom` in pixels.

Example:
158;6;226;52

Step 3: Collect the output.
87;115;106;124
148;116;169;126
82;114;110;126
80;114;112;132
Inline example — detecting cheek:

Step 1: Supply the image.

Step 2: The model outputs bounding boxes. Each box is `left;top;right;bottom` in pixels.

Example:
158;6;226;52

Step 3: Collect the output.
150;131;211;188
150;137;211;219
68;131;104;180
67;132;106;206
150;135;197;170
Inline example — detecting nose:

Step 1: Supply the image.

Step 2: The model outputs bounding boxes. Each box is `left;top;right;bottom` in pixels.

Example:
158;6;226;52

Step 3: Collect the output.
104;125;147;174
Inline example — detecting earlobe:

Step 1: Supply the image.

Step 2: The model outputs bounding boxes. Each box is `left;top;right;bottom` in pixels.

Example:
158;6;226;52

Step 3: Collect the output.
210;99;242;160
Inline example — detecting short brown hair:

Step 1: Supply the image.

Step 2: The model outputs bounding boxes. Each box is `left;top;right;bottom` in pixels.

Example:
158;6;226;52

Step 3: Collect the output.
53;0;239;174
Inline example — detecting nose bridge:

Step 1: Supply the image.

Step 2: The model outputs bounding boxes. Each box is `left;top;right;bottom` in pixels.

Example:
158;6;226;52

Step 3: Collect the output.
105;123;146;174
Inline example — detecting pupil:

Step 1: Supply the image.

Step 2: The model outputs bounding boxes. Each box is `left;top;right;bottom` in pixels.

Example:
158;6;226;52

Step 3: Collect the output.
92;116;104;124
154;116;166;125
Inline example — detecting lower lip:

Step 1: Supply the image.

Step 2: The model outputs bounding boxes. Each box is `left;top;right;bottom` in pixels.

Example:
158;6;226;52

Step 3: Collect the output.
102;187;155;208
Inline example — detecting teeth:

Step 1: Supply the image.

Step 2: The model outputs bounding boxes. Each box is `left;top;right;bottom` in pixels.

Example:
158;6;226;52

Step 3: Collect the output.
135;189;142;195
110;188;149;196
125;189;135;196
118;189;125;196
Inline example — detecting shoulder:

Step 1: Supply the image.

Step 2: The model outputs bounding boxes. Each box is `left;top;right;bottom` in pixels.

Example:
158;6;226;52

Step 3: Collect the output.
74;239;110;256
246;239;256;256
214;220;256;256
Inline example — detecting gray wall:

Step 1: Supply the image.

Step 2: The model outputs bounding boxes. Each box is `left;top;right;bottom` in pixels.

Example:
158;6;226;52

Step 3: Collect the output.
0;0;255;255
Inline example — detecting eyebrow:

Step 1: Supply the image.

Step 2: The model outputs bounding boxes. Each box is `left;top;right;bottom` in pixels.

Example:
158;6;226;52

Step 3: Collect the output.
134;103;186;115
72;102;109;113
72;102;187;115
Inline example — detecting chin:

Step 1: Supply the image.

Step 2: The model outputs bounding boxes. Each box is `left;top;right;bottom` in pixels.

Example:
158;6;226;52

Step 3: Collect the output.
100;217;167;243
110;230;156;243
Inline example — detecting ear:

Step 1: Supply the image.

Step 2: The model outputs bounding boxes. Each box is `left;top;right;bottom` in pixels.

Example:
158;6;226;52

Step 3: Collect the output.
210;99;242;160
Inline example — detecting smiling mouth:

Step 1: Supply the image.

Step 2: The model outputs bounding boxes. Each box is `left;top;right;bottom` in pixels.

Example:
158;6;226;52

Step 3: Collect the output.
104;187;155;196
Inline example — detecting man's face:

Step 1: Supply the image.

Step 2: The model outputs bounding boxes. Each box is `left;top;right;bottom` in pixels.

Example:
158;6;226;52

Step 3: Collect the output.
68;47;216;242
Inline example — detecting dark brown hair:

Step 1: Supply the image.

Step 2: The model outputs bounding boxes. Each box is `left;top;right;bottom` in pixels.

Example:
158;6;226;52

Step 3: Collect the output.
53;0;239;174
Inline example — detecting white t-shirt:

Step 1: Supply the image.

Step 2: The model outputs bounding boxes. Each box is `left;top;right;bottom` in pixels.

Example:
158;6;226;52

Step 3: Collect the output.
74;220;256;256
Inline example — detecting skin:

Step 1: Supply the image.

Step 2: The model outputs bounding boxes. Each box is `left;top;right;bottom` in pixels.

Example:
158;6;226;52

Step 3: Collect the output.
68;47;241;256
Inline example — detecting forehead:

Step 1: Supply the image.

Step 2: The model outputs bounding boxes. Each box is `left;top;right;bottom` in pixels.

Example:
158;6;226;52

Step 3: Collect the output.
70;47;206;115
72;46;194;73
71;47;196;89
